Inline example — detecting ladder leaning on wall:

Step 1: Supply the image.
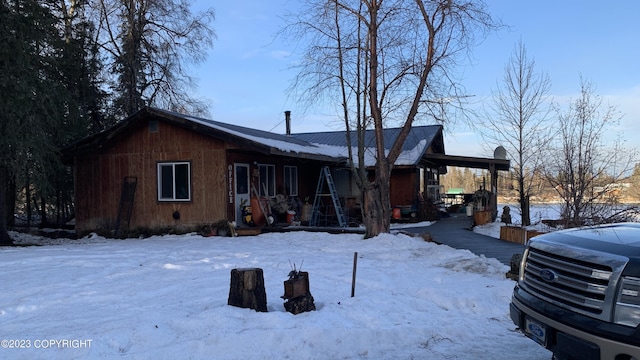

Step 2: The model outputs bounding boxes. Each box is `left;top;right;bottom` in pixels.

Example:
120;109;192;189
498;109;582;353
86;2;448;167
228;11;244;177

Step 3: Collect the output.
310;166;347;227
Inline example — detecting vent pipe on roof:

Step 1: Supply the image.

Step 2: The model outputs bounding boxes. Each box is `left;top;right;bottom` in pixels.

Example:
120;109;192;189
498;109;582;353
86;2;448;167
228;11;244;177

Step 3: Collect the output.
284;110;291;136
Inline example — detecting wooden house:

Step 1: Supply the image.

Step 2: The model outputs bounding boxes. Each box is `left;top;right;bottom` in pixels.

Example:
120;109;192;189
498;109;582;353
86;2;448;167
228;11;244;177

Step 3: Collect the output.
63;107;508;236
292;127;448;218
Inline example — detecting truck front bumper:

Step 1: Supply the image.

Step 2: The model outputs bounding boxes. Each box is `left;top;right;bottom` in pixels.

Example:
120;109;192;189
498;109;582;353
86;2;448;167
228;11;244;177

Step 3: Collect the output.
511;293;640;360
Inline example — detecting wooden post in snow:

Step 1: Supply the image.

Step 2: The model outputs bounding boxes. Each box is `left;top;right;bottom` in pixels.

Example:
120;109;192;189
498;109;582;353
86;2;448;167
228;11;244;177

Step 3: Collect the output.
351;252;358;297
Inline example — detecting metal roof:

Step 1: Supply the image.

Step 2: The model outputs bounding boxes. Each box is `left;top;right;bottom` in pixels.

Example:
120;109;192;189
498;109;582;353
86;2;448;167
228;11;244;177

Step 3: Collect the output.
63;108;508;171
62;107;346;163
179;111;314;148
292;125;444;153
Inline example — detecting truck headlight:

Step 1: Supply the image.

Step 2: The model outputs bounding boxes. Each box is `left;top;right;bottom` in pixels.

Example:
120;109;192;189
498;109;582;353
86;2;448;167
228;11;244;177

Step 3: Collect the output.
615;276;640;327
519;248;529;282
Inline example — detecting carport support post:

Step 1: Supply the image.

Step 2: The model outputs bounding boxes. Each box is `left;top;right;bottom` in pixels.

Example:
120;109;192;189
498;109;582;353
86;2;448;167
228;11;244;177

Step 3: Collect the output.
489;163;498;221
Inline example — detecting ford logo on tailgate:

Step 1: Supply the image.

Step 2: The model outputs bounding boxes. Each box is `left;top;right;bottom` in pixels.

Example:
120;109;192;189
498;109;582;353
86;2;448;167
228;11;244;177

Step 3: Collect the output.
540;269;558;283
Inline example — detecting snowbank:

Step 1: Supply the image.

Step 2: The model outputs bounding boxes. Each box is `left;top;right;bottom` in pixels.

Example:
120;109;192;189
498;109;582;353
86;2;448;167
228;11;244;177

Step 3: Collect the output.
0;230;549;359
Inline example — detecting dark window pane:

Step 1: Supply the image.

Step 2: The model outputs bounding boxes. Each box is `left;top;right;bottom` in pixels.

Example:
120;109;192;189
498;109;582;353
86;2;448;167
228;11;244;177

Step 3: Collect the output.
284;166;298;196
149;120;159;133
236;166;248;194
268;165;275;196
258;164;275;196
259;165;267;196
161;165;173;199
175;164;189;199
284;167;290;194
290;167;297;195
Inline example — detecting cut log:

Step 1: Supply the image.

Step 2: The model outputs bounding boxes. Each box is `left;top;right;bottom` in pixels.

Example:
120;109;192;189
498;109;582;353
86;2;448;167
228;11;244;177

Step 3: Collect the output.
282;271;310;300
284;293;316;315
282;271;315;314
228;268;268;312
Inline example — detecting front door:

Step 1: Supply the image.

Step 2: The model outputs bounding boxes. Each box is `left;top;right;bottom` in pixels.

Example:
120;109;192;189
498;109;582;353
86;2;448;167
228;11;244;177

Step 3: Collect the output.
234;163;250;224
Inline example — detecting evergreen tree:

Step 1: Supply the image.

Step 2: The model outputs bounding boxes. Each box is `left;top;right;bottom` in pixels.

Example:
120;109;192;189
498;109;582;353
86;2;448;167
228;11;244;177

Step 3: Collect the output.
1;0;59;241
35;0;108;226
0;0;106;242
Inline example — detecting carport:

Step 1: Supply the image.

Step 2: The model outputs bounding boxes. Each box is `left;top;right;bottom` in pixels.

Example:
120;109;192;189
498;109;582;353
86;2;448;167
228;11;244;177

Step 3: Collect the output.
421;153;510;221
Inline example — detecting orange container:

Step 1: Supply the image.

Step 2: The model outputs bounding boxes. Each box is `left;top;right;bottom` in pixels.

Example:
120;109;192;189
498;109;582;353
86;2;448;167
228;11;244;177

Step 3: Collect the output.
250;197;266;227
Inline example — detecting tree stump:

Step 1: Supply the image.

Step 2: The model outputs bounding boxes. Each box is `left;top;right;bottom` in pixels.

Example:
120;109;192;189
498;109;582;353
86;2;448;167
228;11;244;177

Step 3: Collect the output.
282;271;315;315
228;268;268;312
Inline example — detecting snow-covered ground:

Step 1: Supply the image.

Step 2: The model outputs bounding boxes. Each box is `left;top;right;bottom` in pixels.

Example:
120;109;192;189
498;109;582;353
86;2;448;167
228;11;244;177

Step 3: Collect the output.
1;214;554;360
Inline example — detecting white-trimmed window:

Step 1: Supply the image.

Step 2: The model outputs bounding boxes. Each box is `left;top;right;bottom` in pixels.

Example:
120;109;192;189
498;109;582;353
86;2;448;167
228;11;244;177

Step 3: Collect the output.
258;164;275;197
284;166;298;196
157;162;191;201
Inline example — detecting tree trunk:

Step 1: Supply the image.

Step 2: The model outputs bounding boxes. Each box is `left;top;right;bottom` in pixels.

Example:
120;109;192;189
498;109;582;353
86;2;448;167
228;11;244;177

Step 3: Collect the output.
520;192;531;226
26;168;31;228
6;172;15;229
0;166;12;245
362;178;391;239
40;196;47;227
56;186;61;226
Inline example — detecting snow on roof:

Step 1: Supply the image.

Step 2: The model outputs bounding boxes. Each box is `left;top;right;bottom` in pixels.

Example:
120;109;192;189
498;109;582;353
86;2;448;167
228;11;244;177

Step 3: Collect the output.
143;108;440;166
160;109;345;160
292;126;439;166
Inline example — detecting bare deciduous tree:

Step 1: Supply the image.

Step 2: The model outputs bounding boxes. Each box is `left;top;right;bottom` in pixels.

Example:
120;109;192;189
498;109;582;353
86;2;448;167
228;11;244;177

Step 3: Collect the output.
94;0;215;117
545;77;638;227
483;41;552;226
287;0;498;237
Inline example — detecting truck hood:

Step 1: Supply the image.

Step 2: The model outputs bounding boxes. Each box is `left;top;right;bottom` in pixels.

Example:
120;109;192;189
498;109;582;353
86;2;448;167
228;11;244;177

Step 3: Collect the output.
532;223;640;258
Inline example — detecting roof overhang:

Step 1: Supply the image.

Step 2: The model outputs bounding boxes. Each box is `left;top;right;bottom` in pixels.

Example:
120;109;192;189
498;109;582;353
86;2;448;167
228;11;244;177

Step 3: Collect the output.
421;153;510;171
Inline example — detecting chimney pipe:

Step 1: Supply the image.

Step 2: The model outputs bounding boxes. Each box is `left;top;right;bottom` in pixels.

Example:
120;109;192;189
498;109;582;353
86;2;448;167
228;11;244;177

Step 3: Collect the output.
284;110;291;136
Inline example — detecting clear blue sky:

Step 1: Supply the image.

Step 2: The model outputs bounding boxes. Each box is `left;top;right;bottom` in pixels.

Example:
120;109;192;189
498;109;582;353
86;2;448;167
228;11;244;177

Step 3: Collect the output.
190;0;640;157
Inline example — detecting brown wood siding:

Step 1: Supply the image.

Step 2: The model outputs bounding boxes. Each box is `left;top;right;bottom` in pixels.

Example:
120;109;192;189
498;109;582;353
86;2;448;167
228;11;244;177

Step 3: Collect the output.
74;119;230;235
390;168;419;206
